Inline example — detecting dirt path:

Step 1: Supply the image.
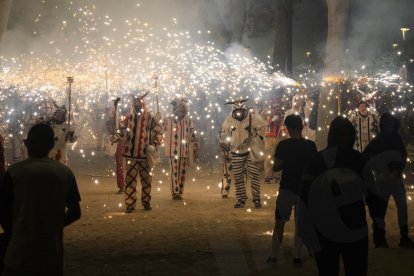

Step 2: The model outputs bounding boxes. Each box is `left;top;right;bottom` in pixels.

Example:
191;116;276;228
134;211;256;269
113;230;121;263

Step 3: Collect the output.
58;152;414;275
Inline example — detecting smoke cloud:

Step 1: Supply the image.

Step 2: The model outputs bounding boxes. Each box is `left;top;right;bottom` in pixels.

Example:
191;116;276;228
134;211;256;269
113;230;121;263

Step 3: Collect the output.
347;0;414;66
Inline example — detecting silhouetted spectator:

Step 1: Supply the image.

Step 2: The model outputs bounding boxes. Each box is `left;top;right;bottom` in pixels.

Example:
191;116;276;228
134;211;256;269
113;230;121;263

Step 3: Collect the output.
0;124;81;276
299;117;369;276
267;115;317;266
0;134;5;184
364;113;414;248
0;134;6;273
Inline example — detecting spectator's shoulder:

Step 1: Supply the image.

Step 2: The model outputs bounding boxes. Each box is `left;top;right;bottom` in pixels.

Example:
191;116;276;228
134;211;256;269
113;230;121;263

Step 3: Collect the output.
7;159;31;174
277;139;290;147
304;139;317;147
50;160;76;177
351;149;366;162
306;151;325;174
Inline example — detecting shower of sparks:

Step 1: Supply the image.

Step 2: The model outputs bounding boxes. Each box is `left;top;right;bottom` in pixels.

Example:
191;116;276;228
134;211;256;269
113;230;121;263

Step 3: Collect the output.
0;1;413;185
0;1;297;156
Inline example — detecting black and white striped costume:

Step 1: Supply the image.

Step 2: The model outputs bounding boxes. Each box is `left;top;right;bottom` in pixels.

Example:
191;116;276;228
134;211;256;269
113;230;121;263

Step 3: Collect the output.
230;152;261;202
221;100;268;205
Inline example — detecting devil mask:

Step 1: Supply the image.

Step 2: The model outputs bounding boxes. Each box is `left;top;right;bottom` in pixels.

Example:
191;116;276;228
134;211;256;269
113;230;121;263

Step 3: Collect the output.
226;99;248;122
52;105;67;125
171;98;188;120
131;90;150;115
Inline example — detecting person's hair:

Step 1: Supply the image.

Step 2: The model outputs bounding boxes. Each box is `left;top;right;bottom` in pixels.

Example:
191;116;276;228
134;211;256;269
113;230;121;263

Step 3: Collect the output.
327;116;356;148
284;114;303;131
379;112;399;135
358;101;369;108
24;124;55;158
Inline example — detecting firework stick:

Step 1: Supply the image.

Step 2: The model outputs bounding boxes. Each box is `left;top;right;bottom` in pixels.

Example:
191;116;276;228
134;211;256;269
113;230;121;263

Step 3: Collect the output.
337;80;342;114
66;76;74;127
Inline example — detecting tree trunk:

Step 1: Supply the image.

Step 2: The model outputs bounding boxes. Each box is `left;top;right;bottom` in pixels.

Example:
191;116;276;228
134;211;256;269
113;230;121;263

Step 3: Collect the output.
315;0;350;150
324;0;350;74
0;0;13;41
272;0;293;76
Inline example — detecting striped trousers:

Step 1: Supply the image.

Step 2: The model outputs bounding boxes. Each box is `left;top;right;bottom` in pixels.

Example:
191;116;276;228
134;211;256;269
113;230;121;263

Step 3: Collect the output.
169;157;188;195
231;152;262;202
124;159;152;209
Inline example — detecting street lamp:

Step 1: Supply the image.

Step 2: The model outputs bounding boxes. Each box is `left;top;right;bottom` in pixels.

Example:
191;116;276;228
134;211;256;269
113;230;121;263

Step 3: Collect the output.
401;27;410;41
400;27;410;63
392;43;399;55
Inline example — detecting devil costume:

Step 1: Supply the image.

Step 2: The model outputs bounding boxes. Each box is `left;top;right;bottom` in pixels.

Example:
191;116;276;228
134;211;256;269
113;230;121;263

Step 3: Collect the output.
163;98;199;200
220;100;268;208
281;94;315;141
349;102;379;152
46;105;77;165
121;92;162;212
106;98;126;194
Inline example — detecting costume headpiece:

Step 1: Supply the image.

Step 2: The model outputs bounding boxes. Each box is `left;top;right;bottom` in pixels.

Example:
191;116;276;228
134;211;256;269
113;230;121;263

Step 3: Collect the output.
358;100;369;107
170;98;188;113
225;99;248;110
129;90;150;110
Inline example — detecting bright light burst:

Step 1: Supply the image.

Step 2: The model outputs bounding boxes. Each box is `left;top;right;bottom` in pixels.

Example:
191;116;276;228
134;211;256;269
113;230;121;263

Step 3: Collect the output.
0;1;296;152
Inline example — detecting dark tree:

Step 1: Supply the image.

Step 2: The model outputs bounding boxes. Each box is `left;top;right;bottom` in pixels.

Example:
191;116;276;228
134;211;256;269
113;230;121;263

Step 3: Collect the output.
272;0;294;76
0;0;13;40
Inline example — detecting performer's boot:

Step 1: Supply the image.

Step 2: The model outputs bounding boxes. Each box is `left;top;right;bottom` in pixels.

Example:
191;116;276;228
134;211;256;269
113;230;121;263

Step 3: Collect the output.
234;200;245;208
125;205;135;213
253;199;262;208
399;225;414;248
173;194;183;200
143;203;152;211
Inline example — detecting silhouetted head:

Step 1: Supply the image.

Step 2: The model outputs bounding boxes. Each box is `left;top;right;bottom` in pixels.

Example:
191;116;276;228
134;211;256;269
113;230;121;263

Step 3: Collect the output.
327;116;356;148
284;114;303;137
24;124;55;158
379;112;399;136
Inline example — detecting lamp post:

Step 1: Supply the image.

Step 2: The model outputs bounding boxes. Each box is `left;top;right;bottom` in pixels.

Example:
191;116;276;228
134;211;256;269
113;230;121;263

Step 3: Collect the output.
306;51;312;70
392;43;399;55
401;27;410;63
